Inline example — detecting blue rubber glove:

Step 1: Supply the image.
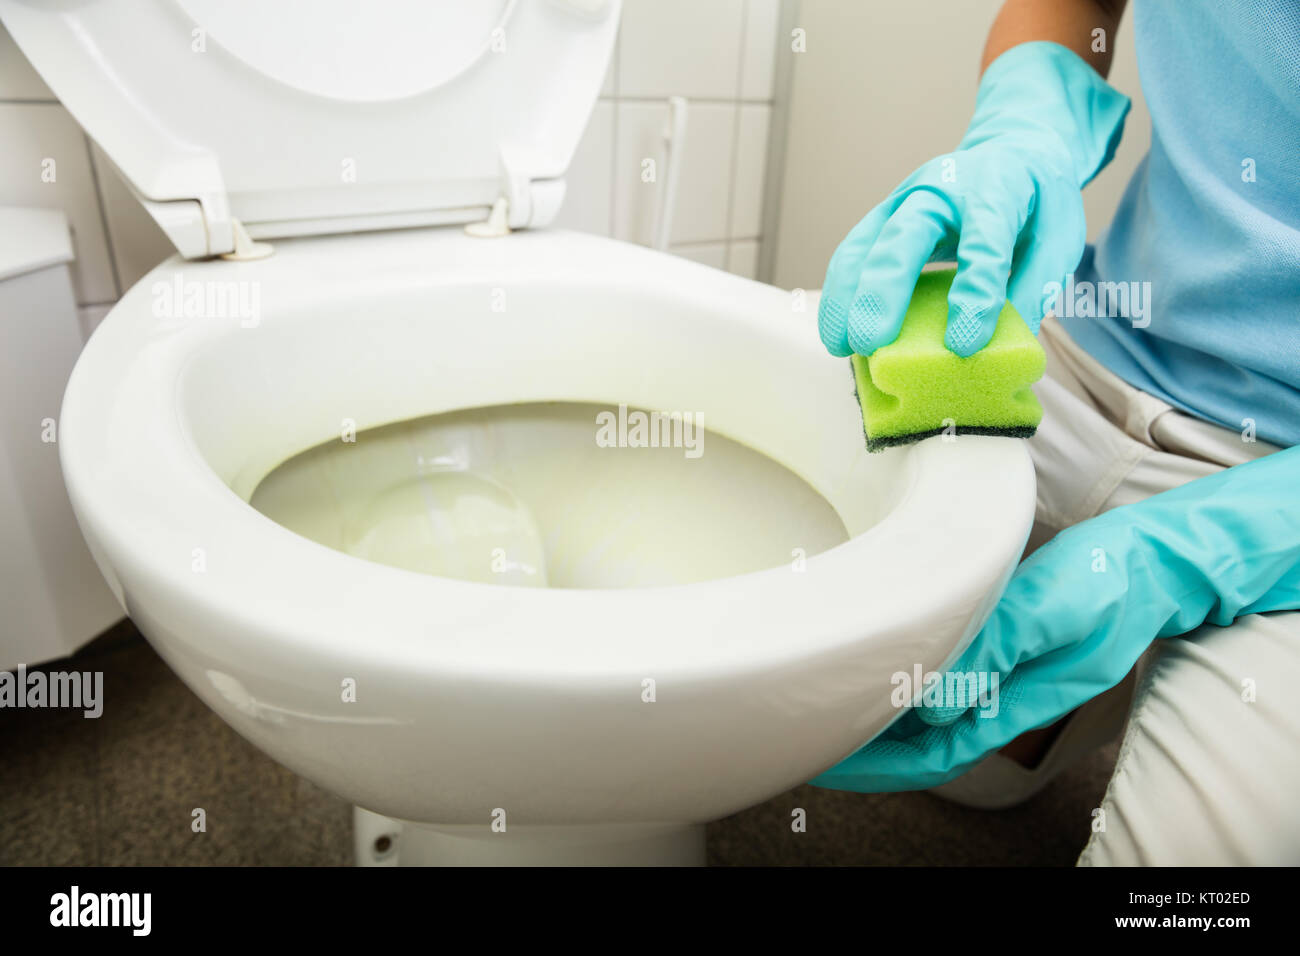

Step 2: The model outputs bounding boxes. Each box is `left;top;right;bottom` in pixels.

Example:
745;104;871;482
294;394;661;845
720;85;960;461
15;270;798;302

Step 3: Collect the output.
812;446;1300;793
818;42;1130;358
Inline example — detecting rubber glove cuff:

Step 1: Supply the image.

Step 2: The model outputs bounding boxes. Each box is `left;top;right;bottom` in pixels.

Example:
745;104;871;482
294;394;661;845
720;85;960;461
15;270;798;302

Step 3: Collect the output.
962;41;1131;188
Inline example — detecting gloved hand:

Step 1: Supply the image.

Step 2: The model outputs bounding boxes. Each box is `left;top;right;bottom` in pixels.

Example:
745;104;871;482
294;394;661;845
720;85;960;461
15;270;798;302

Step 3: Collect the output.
818;41;1130;358
812;446;1300;793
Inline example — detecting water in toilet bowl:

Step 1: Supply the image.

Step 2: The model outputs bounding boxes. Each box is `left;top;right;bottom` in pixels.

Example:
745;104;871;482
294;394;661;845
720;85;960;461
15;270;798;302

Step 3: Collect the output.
249;402;848;589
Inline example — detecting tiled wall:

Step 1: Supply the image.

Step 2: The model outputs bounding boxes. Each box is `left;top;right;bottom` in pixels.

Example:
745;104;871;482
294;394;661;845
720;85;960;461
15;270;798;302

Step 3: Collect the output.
0;0;783;338
572;0;782;278
0;25;173;339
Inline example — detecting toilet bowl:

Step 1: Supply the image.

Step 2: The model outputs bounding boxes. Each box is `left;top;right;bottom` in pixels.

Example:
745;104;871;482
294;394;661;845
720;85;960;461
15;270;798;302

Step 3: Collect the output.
58;227;1034;862
6;0;1036;864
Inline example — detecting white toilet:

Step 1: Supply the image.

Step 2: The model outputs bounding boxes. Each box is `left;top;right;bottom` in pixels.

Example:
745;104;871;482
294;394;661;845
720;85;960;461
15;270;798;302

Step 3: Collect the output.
5;0;1035;865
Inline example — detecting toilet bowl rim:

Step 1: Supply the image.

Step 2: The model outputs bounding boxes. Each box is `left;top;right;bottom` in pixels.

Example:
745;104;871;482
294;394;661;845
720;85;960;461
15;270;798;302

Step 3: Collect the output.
59;228;1037;679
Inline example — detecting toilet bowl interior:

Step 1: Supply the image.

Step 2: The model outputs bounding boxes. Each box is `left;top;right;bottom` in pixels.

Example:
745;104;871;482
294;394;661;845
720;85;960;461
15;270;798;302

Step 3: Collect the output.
248;401;851;589
177;265;915;584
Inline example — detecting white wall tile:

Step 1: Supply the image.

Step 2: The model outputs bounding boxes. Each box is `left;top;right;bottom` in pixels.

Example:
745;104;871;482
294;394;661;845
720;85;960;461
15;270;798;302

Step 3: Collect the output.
552;102;614;236
671;242;728;270
0;22;54;100
729;104;770;238
617;0;744;99
0;104;116;304
727;239;760;279
669;102;736;244
740;0;780;100
612;101;668;245
614;100;742;248
90;143;175;292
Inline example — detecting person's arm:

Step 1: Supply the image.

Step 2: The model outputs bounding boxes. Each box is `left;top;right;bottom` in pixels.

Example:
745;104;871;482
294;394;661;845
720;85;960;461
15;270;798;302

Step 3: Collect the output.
816;1;1132;361
814;444;1300;794
983;0;1127;74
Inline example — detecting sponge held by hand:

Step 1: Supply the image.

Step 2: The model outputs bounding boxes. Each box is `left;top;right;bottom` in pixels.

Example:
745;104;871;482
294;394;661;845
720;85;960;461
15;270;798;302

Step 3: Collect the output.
849;268;1045;452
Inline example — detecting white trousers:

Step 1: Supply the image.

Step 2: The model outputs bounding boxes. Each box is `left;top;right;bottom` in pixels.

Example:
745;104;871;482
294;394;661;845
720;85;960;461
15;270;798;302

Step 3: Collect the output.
1031;317;1300;866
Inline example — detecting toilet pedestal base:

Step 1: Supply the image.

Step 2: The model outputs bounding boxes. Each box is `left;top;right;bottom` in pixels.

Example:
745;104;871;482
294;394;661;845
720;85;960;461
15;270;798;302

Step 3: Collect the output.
353;807;706;866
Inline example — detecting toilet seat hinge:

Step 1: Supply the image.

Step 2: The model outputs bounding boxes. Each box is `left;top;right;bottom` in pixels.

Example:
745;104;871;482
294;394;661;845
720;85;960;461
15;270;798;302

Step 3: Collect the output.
219;219;274;261
465;197;512;238
465;156;566;237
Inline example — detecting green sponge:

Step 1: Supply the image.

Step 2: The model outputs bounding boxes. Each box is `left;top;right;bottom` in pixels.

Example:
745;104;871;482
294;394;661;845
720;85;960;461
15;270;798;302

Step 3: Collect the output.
850;268;1045;452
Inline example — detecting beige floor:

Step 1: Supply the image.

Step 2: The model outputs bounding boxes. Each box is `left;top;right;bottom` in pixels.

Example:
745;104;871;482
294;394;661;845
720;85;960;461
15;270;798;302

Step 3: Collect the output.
1;621;1117;866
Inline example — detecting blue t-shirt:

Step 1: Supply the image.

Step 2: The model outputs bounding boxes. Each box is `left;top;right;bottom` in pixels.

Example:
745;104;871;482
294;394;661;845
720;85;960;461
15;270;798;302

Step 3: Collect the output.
1059;0;1300;447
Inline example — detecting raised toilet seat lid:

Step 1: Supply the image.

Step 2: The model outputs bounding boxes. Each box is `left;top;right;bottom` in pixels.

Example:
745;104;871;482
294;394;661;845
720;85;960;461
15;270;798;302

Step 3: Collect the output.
0;0;621;256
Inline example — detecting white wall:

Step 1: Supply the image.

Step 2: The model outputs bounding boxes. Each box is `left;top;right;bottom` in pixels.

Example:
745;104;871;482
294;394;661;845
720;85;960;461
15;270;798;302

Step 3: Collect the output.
770;0;1150;290
0;0;784;331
